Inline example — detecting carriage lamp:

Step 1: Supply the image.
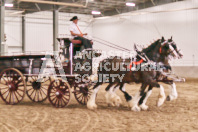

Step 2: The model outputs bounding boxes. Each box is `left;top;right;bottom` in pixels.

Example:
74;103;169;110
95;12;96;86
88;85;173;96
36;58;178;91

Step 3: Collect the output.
91;11;101;15
5;3;14;7
126;2;135;7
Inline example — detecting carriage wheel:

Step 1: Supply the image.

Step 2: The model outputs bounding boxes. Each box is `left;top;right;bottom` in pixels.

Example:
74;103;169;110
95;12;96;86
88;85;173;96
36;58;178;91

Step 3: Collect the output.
26;76;50;102
0;68;26;105
48;79;71;108
74;83;92;105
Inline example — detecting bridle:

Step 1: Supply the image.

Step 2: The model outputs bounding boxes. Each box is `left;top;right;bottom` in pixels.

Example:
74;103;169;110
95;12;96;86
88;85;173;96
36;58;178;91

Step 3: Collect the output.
159;40;177;56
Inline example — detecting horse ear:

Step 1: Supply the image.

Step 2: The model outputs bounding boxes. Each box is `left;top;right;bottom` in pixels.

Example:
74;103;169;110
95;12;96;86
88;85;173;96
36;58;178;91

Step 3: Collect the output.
171;36;173;40
161;36;165;42
134;44;138;52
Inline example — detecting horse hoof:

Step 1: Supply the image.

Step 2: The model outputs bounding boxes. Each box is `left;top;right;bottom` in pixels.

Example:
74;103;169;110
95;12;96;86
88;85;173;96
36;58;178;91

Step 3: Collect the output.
166;95;171;101
131;105;141;112
127;99;133;108
87;102;97;110
140;104;149;111
113;96;122;107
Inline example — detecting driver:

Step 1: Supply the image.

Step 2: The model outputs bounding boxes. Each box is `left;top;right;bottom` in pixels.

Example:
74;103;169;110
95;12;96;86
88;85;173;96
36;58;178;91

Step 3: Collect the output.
69;16;92;50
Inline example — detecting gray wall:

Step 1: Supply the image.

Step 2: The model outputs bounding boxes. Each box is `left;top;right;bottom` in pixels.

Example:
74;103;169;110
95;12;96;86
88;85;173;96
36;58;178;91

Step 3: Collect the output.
172;66;198;78
92;0;198;66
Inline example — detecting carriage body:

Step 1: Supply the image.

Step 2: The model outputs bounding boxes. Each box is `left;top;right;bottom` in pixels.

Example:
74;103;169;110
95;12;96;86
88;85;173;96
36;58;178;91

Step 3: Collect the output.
0;38;94;107
0;54;45;75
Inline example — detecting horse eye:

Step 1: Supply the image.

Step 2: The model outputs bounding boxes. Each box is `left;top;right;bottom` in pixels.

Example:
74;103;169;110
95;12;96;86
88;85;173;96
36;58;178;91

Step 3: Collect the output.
164;44;169;49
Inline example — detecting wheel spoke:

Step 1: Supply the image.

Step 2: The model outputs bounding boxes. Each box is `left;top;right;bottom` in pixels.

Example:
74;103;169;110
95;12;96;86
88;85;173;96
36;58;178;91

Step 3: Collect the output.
39;89;44;100
1;89;9;95
17;89;24;92
62;95;69;102
0;82;8;86
77;94;84;100
50;94;56;97
29;89;35;97
31;76;36;82
40;88;47;96
18;84;25;87
13;91;20;102
27;88;33;92
33;90;37;101
42;79;50;83
12;92;15;104
51;96;57;102
57;99;60;107
0;87;9;90
16;80;23;85
16;91;23;97
37;90;39;101
41;86;48;90
9;91;12;103
54;98;58;106
2;77;8;84
5;91;10;100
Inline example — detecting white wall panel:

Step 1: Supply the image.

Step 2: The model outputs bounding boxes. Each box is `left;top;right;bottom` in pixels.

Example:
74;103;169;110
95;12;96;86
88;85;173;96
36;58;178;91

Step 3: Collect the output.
5;16;22;53
92;0;198;66
5;11;93;53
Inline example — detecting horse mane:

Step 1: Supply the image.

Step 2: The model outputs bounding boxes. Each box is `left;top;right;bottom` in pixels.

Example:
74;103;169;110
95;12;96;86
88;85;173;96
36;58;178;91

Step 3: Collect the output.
142;39;160;53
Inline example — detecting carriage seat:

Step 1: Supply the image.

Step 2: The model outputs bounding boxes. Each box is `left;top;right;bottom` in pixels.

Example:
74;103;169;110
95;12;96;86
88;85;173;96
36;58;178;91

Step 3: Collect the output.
71;40;93;47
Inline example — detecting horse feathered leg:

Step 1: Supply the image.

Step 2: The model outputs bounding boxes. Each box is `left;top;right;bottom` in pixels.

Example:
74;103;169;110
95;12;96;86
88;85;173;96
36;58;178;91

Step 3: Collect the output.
117;83;133;107
167;82;178;101
145;81;166;107
157;85;166;107
105;83;116;106
105;83;122;107
131;83;147;111
139;85;153;110
87;82;102;110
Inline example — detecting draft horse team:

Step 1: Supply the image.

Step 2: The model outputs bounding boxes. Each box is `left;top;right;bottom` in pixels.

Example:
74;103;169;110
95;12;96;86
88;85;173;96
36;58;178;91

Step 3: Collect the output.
87;36;184;111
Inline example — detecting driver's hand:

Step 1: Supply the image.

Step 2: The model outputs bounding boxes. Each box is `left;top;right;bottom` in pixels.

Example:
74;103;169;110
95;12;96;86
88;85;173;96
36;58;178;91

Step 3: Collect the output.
83;33;88;36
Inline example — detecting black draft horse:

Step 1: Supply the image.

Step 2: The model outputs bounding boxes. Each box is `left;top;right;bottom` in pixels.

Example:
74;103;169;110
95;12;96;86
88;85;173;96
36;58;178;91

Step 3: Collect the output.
104;36;183;110
87;37;182;111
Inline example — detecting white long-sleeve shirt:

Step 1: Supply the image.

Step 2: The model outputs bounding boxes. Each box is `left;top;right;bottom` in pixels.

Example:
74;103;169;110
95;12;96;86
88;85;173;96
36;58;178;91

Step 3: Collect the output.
69;22;82;38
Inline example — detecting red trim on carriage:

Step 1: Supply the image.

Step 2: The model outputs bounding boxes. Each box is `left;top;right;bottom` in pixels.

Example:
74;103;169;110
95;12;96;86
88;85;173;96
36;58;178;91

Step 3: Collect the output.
129;59;144;70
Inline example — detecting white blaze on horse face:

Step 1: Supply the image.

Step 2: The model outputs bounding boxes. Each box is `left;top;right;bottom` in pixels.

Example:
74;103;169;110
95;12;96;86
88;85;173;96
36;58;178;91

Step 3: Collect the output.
87;86;100;110
169;44;178;58
177;46;183;58
157;85;166;107
161;41;168;45
168;83;178;101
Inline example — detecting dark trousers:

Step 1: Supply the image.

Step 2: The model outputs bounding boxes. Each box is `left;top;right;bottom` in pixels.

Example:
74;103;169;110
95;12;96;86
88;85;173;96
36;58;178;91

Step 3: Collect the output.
65;37;92;58
74;36;92;49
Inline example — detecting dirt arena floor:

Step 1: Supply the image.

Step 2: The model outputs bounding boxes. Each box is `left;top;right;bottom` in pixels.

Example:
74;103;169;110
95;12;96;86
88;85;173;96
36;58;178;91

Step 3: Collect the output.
0;79;198;132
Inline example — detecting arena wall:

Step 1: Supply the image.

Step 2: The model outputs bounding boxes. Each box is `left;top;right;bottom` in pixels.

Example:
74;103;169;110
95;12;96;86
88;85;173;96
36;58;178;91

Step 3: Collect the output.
92;0;198;67
172;66;198;78
5;11;93;52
